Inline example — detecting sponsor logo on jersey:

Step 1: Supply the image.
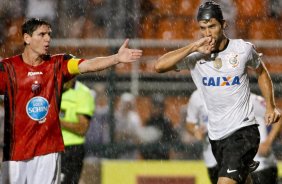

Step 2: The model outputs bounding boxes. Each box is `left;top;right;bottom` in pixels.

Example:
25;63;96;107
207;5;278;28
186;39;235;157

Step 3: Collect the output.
26;96;49;123
227;169;237;173
199;60;208;64
27;71;43;77
202;76;240;86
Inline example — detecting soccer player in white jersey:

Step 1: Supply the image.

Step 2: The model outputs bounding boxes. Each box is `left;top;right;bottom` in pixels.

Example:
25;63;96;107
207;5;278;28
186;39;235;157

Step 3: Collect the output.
154;1;281;184
186;90;280;184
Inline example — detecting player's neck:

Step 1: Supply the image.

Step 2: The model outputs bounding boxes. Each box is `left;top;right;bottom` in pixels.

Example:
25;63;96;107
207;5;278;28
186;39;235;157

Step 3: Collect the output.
212;36;229;53
22;49;44;66
218;37;228;51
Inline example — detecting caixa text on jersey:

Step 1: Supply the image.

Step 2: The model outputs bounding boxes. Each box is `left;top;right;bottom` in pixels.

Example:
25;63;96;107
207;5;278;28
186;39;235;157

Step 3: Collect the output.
202;76;240;86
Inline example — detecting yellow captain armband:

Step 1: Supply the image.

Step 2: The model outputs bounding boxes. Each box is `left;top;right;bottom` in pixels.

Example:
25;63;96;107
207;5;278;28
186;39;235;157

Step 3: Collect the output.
67;58;81;74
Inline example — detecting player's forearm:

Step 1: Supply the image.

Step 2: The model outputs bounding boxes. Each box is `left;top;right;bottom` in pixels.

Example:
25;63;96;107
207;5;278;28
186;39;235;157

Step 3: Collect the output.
78;54;119;73
154;43;196;73
60;119;89;136
265;120;282;145
258;63;276;109
186;123;197;135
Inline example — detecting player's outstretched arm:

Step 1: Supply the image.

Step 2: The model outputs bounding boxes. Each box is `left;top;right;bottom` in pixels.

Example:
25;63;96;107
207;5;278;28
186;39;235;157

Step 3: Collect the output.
256;62;281;125
78;39;143;73
154;37;214;73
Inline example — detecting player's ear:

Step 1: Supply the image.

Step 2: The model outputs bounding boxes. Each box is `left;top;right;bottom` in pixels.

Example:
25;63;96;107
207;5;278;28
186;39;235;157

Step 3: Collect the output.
222;20;227;30
24;33;31;45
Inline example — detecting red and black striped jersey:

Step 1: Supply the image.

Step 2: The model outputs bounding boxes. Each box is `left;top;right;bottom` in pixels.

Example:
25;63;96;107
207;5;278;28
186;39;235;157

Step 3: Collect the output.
0;54;84;161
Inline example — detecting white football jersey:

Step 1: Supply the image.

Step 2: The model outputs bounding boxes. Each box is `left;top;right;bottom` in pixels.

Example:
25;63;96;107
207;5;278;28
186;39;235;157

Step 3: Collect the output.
178;39;260;140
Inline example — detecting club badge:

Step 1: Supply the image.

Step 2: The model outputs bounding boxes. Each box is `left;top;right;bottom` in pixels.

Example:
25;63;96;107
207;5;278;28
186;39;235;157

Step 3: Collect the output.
229;54;239;68
31;81;41;95
213;57;222;69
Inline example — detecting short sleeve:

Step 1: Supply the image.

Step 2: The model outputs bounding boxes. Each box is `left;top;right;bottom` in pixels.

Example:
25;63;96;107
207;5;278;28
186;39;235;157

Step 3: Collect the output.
59;54;84;82
176;52;204;70
176;57;189;70
246;44;261;69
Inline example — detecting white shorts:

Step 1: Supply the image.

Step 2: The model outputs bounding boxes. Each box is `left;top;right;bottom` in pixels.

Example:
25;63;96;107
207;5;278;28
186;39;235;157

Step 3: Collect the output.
1;153;61;184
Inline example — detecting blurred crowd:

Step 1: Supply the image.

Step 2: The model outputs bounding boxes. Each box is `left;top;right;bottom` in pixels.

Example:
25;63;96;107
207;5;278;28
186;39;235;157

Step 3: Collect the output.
0;0;282;56
0;1;282;183
0;0;282;162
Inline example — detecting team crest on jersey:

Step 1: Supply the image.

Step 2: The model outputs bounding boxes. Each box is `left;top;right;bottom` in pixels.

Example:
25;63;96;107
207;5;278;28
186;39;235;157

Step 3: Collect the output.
213;57;222;69
229;54;239;68
26;96;49;123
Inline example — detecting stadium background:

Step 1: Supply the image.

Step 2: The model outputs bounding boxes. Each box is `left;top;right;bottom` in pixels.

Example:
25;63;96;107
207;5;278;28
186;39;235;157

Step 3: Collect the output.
0;0;282;184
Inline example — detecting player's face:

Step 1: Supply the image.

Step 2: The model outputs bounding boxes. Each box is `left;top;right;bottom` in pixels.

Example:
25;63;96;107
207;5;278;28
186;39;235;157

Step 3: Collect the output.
198;18;225;51
27;25;52;55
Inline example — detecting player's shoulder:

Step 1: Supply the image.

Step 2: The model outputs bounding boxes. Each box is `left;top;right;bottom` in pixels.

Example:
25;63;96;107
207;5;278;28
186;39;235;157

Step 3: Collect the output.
229;39;255;53
1;55;20;62
236;39;256;49
0;55;22;69
230;39;253;47
51;53;76;60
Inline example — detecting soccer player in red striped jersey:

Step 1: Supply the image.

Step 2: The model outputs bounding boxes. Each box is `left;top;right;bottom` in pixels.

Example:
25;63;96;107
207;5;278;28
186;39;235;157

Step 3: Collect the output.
0;18;142;184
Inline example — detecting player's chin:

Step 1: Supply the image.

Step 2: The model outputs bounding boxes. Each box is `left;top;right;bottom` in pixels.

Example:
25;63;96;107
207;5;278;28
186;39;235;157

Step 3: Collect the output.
41;49;49;55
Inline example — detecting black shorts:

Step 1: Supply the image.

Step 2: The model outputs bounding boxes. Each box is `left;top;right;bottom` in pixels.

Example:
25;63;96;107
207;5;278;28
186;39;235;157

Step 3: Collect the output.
209;125;260;183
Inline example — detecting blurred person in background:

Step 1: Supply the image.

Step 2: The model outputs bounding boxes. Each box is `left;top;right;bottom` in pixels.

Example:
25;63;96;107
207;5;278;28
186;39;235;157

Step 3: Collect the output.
25;0;59;37
0;0;25;54
269;0;282;18
85;83;110;158
83;0;110;38
186;90;280;184
60;77;95;184
0;18;142;184
57;0;88;38
139;93;179;160
114;92;142;159
249;94;280;184
154;1;280;183
82;83;110;184
173;103;202;160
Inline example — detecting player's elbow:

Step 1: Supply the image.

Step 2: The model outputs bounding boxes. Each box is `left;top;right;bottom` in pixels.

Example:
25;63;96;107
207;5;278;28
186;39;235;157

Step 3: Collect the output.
154;62;167;73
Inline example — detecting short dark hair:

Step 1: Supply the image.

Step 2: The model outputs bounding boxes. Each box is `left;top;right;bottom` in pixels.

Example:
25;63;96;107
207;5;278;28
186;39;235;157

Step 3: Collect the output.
22;18;51;36
197;1;224;23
